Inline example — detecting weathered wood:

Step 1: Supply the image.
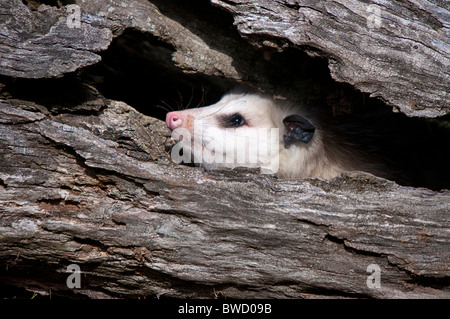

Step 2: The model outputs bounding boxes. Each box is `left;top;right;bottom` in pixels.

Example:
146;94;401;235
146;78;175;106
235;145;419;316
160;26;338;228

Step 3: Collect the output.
0;0;113;78
0;0;449;299
0;99;449;298
2;0;447;116
211;0;450;117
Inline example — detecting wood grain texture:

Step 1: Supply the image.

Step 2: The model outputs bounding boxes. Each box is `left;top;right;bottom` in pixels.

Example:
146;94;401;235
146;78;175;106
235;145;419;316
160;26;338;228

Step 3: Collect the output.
211;0;450;117
0;0;449;299
1;99;448;298
2;0;447;116
0;0;112;78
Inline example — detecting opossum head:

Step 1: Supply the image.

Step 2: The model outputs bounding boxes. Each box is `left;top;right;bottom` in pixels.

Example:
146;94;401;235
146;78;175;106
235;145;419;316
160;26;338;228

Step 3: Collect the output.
166;89;324;177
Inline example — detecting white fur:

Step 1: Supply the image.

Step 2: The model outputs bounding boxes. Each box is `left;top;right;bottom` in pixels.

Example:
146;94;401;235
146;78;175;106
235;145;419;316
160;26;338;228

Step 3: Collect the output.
169;90;363;179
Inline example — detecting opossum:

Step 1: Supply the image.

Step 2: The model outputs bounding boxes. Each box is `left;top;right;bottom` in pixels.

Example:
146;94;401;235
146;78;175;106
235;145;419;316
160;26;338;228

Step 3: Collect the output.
165;88;394;181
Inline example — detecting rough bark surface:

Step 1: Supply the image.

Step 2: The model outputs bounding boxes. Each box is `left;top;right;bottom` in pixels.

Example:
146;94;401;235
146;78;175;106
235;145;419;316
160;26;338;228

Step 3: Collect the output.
1;0;448;116
1;99;449;298
0;0;113;78
211;0;450;117
0;0;449;299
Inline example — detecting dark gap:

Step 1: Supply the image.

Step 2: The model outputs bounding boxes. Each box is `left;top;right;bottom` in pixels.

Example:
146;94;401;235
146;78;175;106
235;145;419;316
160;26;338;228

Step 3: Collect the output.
0;258;89;299
326;234;450;290
324;234;383;258
79;29;233;122
36;198;80;206
0;74;105;115
0;282;86;299
21;0;76;10
152;0;236;32
2;0;449;190
36;198;63;205
71;236;108;251
111;218;126;226
406;274;450;290
302;286;371;299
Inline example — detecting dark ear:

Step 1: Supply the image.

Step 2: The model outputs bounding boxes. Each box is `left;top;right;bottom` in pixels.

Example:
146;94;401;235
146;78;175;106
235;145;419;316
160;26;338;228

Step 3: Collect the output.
283;114;316;147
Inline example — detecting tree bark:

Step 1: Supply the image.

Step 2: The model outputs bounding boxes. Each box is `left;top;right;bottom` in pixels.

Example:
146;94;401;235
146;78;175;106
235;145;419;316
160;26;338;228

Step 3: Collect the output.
1;0;448;116
211;0;450;117
1;99;449;298
0;0;113;78
0;0;449;299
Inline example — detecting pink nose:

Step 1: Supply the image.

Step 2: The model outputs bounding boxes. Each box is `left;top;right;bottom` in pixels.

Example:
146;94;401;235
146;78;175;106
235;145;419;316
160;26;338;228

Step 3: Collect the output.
166;111;183;130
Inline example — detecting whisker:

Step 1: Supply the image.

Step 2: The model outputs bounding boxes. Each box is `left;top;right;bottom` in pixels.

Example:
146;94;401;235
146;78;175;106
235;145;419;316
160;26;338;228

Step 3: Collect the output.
174;88;185;110
158;98;179;112
186;86;195;109
154;104;173;113
197;85;207;108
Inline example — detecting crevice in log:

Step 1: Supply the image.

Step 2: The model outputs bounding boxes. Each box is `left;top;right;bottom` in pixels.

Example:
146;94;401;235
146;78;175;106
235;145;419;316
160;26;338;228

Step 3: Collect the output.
318;223;450;292
38;132;163;200
301;286;370;299
123;267;221;298
37;198;82;207
321;233;422;289
324;234;382;258
406;275;450;291
73;1;395;121
79;28;232;122
0;75;107;115
22;0;76;10
1;0;449;299
71;236;108;251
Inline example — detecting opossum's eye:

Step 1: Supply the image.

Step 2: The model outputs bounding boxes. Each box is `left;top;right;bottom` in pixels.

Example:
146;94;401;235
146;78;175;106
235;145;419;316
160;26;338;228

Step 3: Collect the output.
231;114;245;126
221;113;246;128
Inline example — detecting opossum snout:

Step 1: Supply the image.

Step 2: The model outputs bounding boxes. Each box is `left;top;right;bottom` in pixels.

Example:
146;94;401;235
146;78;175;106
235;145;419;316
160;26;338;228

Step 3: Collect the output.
166;111;184;130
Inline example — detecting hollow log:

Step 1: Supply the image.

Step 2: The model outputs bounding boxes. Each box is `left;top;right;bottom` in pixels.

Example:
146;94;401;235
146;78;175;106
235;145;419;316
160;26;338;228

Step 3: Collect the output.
0;0;449;299
1;98;449;298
